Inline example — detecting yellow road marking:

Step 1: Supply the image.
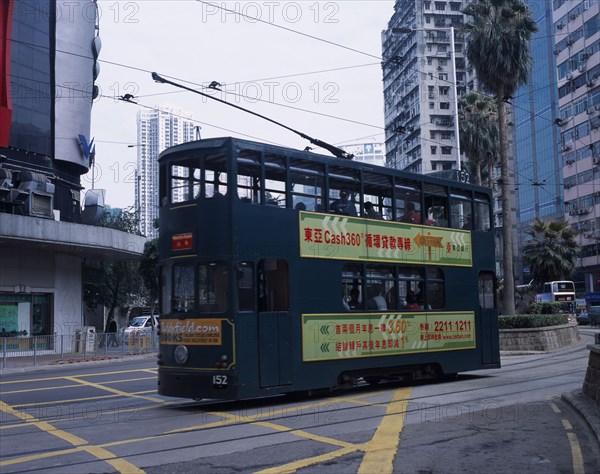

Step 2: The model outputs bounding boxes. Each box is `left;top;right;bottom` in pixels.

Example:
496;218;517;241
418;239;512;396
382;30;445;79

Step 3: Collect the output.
0;401;144;473
1;400;176;430
13;389;158;408
562;419;573;430
256;421;360;449
255;445;365;474
65;377;162;402
64;376;162;403
0;377;155;395
566;432;585;474
0;368;154;385
358;387;412;474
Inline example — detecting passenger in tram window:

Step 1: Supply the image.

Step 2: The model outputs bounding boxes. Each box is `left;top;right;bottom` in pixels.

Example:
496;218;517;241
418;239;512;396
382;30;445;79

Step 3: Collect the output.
348;287;361;310
367;284;388;311
406;289;419;310
330;190;357;216
363;201;383;220
399;201;421;224
295;202;306;211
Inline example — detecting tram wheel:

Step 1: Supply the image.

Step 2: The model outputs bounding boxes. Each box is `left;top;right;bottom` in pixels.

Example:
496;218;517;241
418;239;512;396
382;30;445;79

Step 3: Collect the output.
364;377;381;386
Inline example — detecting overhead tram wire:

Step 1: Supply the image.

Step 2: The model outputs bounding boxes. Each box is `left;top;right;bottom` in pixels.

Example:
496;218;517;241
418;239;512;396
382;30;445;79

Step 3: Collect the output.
194;0;381;61
7;30;580;182
151;72;354;160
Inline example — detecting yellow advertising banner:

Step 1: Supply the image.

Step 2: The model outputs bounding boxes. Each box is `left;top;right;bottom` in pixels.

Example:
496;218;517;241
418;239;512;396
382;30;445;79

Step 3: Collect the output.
161;319;222;345
299;212;472;267
302;312;475;362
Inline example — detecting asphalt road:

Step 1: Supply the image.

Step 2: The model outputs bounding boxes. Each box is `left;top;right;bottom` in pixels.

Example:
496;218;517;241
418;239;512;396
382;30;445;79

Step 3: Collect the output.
0;330;599;474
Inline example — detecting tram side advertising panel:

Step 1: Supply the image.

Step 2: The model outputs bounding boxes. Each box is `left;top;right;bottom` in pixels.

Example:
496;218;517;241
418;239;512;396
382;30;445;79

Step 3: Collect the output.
298;211;475;362
298;211;472;266
302;311;475;362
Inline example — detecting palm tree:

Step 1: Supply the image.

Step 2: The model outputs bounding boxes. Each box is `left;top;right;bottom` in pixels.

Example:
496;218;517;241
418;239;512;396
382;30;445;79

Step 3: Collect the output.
522;217;579;289
463;0;538;315
459;92;499;186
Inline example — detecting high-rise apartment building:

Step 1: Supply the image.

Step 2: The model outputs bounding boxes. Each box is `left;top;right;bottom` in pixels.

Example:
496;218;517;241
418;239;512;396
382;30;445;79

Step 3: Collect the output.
136;106;197;238
554;0;600;291
382;0;469;173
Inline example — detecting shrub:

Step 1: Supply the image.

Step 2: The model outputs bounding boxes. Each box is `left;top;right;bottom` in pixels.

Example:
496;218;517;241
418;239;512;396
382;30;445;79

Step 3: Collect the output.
528;301;563;314
499;314;568;329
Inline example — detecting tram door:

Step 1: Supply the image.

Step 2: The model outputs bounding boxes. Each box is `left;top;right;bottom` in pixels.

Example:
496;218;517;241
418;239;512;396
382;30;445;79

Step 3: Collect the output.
257;259;292;387
478;271;499;364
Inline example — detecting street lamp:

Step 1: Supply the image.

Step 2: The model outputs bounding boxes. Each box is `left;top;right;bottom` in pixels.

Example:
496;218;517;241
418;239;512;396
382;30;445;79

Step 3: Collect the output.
391;26;462;171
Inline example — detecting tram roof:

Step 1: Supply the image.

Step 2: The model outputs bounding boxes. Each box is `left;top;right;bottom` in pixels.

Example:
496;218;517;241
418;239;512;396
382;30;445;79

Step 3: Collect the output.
158;136;491;195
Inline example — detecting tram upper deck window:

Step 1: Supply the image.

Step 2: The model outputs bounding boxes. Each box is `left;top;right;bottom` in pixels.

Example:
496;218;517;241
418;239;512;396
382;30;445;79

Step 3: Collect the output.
394;178;421;223
264;153;286;207
363;171;392;220
237;149;262;204
450;191;473;229
173;264;195;313
474;194;492;231
170;163;201;204
290;158;324;211
206;170;228;198
423;183;448;227
199;262;228;313
329;166;359;216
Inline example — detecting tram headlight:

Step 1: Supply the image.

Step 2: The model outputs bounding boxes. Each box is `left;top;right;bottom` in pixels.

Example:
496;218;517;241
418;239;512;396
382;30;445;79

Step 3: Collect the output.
174;345;189;365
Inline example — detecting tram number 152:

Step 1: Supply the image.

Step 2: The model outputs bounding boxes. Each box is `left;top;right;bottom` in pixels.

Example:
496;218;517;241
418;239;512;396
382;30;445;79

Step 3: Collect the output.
212;375;228;387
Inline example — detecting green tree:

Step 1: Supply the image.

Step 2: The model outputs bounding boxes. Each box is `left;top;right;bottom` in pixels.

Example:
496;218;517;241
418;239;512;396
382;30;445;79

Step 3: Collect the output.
83;207;144;323
139;238;159;316
522;217;579;290
459;92;499;186
463;0;538;315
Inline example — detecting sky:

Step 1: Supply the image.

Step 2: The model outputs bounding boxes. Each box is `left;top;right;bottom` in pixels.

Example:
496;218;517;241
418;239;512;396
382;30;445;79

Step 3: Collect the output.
83;0;396;208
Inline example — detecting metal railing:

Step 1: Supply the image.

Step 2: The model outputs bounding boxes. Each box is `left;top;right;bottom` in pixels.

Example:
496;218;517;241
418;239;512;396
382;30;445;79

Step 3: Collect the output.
1;331;158;369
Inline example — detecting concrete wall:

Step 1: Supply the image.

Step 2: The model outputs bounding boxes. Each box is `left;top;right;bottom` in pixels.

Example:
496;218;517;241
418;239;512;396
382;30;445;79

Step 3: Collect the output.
54;254;82;335
583;345;600;407
499;323;581;352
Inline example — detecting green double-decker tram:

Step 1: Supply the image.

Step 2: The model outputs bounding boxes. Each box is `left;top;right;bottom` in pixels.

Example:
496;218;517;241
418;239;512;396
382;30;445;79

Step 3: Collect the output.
157;137;500;400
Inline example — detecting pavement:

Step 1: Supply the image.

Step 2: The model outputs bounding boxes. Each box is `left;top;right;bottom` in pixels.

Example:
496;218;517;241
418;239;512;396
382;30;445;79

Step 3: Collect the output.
1;350;599;446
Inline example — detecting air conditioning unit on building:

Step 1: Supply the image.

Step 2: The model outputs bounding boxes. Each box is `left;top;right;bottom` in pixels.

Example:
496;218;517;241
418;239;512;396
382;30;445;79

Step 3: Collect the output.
565;182;573;189
562;143;572;151
17;171;55;219
557;23;565;30
593;156;600;165
566;159;575;165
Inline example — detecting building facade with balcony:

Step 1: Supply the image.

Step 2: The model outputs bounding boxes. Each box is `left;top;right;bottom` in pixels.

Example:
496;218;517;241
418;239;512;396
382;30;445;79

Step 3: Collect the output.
554;0;600;291
382;0;469;174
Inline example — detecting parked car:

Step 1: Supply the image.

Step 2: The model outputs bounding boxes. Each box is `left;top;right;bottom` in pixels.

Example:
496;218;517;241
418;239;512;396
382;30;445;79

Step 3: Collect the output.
589;306;600;326
123;314;159;341
576;311;589;325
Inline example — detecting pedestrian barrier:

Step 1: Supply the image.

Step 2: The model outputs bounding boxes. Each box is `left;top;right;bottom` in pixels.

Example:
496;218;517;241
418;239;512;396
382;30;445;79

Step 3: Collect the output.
1;332;159;369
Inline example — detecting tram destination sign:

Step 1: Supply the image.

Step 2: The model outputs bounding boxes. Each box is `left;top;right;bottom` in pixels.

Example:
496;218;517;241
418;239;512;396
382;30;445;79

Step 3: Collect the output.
301;311;476;362
299;212;472;267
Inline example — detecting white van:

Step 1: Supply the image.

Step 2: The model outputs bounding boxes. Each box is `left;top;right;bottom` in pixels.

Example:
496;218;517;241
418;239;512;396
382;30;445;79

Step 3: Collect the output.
123;314;159;341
